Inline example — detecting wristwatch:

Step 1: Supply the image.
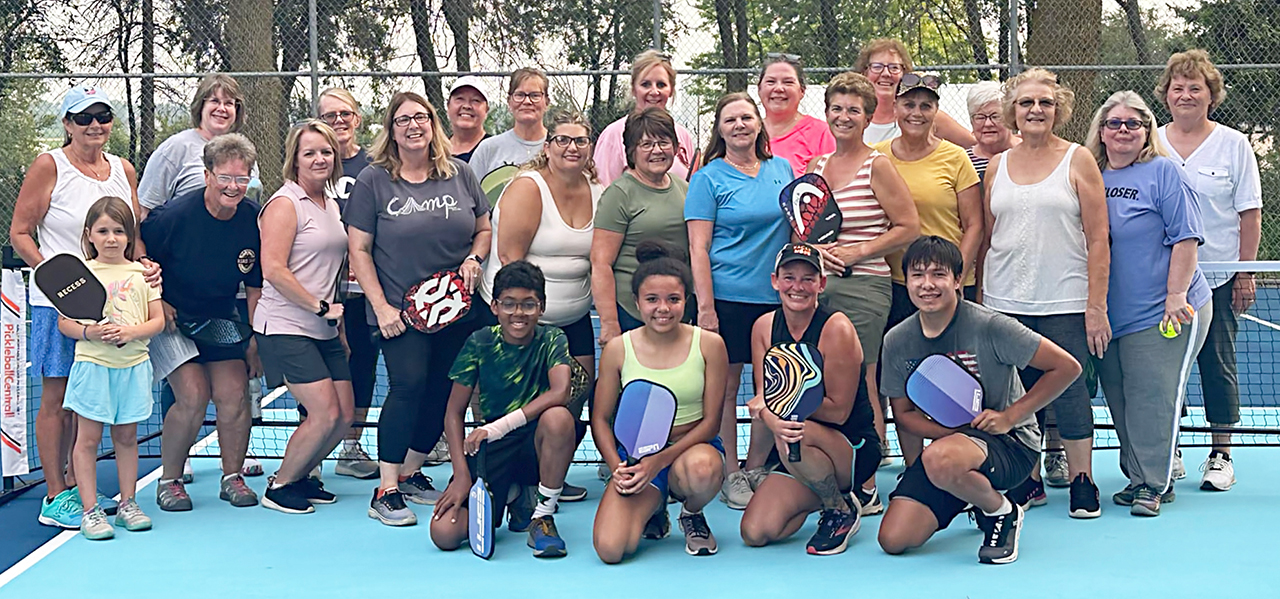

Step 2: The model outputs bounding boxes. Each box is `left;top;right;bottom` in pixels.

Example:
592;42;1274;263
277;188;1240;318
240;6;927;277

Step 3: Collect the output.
315;299;330;317
465;254;483;265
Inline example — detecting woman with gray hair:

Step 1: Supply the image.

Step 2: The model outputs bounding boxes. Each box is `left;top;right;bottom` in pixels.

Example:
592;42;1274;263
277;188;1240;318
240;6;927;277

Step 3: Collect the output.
964;81;1018;181
980;68;1109;518
141;133;265;513
1156;49;1261;492
1086;91;1211;517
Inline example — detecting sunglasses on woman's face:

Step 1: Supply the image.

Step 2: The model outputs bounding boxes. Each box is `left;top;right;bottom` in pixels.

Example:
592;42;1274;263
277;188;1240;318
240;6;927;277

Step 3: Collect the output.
69;110;114;126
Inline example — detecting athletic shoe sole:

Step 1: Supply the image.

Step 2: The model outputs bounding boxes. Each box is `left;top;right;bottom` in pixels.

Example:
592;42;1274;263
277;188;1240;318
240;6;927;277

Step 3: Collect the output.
335;464;379;479
686;542;718;556
1069;506;1102;519
403;494;439;506
1200;478;1235;492
527;538;568;558
262;496;315;515
367;507;417;526
1130;503;1160;517
561;485;588;502
979;513;1022;565
37;515;81;529
219;492;259;508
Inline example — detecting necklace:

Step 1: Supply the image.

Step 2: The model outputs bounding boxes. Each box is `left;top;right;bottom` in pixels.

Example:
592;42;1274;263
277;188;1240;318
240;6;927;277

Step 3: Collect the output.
71;152;106;180
724;154;759;171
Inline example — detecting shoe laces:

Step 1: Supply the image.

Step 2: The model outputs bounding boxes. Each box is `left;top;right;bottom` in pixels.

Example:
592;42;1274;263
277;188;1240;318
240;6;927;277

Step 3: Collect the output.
814;510;850;537
680;513;711;539
84;506;108;526
380;489;408;510
1201;454;1230;473
728;472;752;494
533;515;557;536
1133;485;1159;503
404;473;434;490
225;476;251;493
164;480;190;499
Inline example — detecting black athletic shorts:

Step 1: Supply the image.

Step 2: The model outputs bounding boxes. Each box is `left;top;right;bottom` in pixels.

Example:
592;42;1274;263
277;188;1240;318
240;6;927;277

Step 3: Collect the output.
765;422;882;492
714;299;778;364
888;429;1038;529
558;313;595;357
256;334;352;388
453;421;541;524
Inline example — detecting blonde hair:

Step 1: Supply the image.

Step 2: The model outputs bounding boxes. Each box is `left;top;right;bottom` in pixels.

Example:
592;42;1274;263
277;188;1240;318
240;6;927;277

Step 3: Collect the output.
190;74;245;132
508;67;549;96
854;38;914;73
81;196;137;260
369;91;457;181
521;111;598;182
1155;49;1227;112
630;50;677;103
1085;90;1167;170
1001;68;1074;133
318;87;361;113
283;119;343;188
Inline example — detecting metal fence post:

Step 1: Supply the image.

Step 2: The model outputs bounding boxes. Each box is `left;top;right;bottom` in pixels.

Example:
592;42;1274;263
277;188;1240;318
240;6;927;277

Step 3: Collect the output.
309;0;320;115
652;0;662;51
1008;0;1021;75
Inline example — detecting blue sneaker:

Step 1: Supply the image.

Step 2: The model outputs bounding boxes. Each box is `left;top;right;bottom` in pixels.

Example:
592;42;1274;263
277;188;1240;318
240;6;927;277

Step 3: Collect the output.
96;491;119;515
527;515;567;558
38;488;83;529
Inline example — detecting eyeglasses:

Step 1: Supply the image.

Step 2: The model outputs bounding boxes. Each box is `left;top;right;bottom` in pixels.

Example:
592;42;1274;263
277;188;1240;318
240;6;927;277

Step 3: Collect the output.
1016;98;1057;109
867;62;905;75
1104;118;1146;131
496;299;541;314
637;139;673;151
765;52;802;65
214;174;253;187
971;113;1002;124
392;112;432;127
549;135;591;148
511;91;546;104
899;73;941;91
320;110;357;124
69;110;113;126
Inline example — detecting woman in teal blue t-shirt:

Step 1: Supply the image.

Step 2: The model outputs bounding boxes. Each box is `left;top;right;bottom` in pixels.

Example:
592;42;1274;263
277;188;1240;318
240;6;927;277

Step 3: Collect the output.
1086;90;1211;518
685;92;792;510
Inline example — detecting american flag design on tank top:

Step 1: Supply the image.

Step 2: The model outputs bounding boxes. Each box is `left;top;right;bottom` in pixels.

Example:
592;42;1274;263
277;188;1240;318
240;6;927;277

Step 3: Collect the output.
815;152;891;277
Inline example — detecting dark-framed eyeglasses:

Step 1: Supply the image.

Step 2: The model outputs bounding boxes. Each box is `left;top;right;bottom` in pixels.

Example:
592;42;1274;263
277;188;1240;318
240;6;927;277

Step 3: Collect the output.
511;91;546;104
867;62;905;75
1104;118;1146;131
69;110;113;126
320;110;357;124
392;112;432;127
549;135;591;149
496;299;541;314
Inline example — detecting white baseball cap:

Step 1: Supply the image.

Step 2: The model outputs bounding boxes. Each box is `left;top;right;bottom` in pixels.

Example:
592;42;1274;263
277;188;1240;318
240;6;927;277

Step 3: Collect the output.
449;76;490;103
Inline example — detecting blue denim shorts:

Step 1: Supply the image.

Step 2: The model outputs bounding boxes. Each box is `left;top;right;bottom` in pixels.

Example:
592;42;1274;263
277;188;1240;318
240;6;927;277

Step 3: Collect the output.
29;306;75;378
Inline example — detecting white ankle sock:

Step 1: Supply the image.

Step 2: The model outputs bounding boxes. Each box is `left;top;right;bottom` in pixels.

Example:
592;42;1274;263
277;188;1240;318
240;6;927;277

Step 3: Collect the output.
532;484;562;519
983;497;1013;517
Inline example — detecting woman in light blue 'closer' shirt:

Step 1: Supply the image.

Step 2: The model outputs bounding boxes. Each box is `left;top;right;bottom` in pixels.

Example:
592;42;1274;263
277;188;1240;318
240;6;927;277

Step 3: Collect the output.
685;92;791;509
1086;91;1211;518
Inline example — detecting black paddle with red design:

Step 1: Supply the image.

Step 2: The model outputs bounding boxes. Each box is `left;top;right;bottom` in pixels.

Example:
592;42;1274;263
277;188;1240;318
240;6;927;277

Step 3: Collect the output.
400;270;472;334
780;173;840;245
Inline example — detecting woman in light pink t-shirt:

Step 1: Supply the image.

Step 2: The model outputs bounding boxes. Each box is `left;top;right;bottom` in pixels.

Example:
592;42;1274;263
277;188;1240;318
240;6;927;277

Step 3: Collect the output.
759;54;834;176
594;50;698;186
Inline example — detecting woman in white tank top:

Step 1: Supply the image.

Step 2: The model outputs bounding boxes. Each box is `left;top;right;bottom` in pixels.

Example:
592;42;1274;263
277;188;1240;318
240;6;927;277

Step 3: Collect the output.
480;112;602;383
980;69;1109;517
9;86;154;524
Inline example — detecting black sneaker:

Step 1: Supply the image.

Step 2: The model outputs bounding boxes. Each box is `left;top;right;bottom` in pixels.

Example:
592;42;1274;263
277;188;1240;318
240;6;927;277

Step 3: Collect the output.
297;475;337;504
561;482;588;502
806;509;860;556
977;503;1023;564
262;480;315;515
853;485;883;516
642;509;671;540
1068;473;1101;519
1004;477;1047;509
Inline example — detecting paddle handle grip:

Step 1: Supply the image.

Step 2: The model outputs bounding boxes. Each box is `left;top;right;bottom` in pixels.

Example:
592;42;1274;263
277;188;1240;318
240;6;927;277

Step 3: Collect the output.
787;415;802;462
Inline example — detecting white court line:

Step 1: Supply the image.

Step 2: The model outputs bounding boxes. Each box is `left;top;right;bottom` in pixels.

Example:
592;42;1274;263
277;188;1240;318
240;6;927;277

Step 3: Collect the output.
1242;313;1280;332
0;384;289;589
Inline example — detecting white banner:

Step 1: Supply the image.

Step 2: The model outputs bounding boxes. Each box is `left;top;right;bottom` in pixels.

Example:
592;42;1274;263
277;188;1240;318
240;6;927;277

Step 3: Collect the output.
2;269;29;477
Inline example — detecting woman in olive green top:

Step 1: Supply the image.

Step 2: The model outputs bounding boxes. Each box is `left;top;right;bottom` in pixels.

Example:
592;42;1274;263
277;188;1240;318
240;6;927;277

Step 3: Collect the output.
591;107;691;347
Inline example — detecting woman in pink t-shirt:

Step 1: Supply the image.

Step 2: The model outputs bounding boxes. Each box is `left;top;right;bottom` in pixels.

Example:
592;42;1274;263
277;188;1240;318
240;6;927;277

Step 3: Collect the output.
760;54;834;176
594;50;698;186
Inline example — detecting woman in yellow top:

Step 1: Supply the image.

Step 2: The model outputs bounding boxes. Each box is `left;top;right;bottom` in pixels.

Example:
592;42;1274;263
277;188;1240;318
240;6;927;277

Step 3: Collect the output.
871;72;982;467
592;241;729;563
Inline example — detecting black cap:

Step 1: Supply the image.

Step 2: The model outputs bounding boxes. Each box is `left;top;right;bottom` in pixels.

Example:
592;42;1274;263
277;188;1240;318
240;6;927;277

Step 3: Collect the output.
775;243;823;273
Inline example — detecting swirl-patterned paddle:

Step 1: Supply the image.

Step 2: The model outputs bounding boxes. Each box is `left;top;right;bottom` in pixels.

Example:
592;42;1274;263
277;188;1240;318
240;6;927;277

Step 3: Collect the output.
763;342;825;462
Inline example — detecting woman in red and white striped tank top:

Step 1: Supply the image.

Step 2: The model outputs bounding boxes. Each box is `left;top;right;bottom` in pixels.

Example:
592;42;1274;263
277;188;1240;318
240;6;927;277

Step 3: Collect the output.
805;72;919;448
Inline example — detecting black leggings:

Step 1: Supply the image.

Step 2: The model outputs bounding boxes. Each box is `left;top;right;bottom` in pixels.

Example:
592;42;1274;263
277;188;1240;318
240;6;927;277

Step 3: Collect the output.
343;297;380;411
376;316;481;464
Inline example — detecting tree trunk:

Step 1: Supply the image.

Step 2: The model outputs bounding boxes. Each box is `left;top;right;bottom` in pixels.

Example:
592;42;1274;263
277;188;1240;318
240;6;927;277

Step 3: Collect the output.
139;0;155;167
227;0;284;193
713;0;739;92
1025;0;1101;143
817;0;839;70
1115;0;1151;64
732;0;749;92
997;0;1009;80
442;0;472;71
963;0;990;79
409;0;445;113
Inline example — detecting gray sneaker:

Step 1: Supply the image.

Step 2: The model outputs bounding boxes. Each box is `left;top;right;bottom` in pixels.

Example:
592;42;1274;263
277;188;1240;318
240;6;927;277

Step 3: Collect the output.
743;466;772;491
368;489;417;526
1113;482;1176;506
156;479;193;512
719;470;753;510
219;474;259;507
1044;452;1070;488
597;463;611;481
399;472;443;505
1171;448;1186;480
335;443;379;479
678;512;718;556
424;438;450;466
114;498;152;531
81;505;114;540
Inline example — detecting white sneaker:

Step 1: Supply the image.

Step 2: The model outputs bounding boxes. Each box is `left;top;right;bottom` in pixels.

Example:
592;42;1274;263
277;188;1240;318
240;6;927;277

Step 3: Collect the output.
1171;449;1186;480
424;437;450;466
1199;451;1235;491
182;458;194;484
719;470;753;510
879;440;895;467
242;457;264;477
1044;452;1070;488
335;442;379;479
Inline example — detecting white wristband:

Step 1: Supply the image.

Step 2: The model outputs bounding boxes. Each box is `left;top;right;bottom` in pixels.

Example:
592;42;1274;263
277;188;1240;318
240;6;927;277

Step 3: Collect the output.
479;409;528;441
